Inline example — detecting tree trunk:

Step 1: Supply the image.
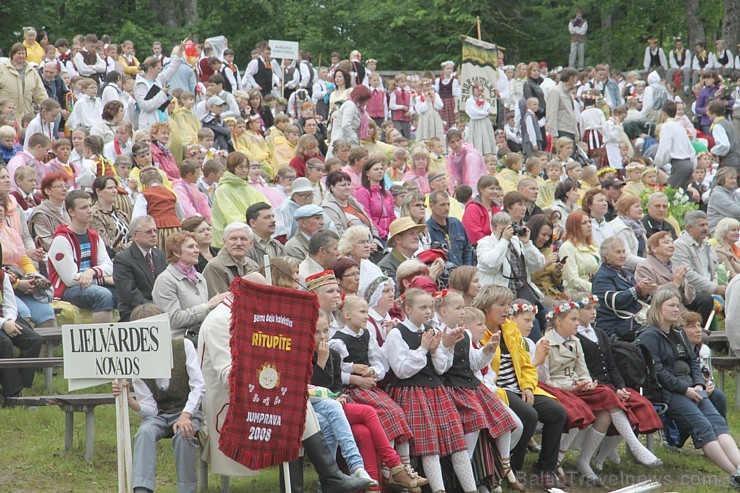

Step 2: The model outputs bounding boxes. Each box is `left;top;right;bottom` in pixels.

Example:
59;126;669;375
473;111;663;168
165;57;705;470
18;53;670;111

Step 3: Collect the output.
601;6;613;65
184;0;197;24
150;0;182;28
686;0;705;48
722;0;739;55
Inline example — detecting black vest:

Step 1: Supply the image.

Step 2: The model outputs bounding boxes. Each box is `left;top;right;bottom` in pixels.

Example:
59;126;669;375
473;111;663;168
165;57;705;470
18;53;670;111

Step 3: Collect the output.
389;324;443;388
674;50;686;67
255;58;272;95
649;49;661;69
220;67;233;93
82;50;102;83
332;330;370;366
443;332;480;389
438;77;453;98
697;53;709;69
143;339;190;415
718;51;729;66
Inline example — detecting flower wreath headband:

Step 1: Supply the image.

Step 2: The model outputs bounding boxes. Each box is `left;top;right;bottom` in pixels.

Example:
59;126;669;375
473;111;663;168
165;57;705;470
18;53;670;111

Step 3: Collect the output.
510;302;538;316
546;296;599;321
597;167;616;178
576;295;598;308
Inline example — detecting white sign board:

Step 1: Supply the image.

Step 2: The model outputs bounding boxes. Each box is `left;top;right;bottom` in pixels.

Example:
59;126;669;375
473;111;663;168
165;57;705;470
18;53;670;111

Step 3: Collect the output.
269;39;299;60
62;314;172;386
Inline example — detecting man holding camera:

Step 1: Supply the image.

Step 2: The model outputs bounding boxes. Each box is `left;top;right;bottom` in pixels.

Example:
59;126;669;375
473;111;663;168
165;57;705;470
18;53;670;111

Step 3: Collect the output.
426;191;473;267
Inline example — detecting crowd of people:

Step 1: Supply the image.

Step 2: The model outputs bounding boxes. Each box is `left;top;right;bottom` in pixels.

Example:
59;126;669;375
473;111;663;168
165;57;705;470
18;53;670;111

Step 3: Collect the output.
1;18;740;493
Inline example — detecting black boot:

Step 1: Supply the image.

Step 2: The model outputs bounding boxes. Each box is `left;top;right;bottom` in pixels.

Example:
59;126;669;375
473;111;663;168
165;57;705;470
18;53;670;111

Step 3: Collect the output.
279;457;304;493
302;432;371;493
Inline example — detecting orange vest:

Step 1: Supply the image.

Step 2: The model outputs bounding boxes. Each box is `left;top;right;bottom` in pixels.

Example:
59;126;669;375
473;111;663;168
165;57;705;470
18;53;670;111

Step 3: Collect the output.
142;186;181;228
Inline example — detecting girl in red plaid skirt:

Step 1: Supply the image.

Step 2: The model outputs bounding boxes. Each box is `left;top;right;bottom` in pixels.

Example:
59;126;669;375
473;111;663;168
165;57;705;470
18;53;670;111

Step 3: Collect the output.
385;289;479;493
574;294;663;470
328;296;416;477
437;291;524;492
541;300;662;486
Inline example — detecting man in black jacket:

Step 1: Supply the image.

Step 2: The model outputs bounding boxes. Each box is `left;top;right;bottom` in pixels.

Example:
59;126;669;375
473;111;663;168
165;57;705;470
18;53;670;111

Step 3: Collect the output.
112;215;167;321
39;62;70;133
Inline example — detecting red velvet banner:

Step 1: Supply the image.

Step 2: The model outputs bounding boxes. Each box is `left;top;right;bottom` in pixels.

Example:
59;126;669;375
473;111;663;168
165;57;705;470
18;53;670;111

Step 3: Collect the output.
219;278;318;469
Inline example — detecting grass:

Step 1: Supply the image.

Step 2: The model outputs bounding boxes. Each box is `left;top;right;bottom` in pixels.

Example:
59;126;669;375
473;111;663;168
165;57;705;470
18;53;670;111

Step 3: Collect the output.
1;365;738;492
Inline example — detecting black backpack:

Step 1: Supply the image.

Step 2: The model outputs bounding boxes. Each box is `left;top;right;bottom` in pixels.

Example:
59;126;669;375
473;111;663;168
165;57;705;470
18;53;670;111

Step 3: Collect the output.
609;334;661;402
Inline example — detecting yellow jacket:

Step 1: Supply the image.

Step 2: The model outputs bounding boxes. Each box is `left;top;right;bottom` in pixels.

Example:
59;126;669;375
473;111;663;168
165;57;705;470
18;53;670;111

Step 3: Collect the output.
23;41;45;65
481;319;554;404
118;55;141;77
267;129;294;174
238;131;272;172
168;108;201;165
622;182;644;199
536;179;559;208
497;168;521;195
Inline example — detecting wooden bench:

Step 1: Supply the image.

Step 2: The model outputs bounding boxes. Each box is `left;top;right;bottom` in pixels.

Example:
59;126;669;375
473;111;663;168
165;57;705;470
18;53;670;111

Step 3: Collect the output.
0;357;64;369
707;331;728;352
35;327;63;391
4;393;115;461
713;356;740;409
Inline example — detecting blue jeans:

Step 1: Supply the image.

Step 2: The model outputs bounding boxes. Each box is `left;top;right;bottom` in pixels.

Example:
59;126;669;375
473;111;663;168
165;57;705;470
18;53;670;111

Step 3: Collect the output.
62;284;117;312
667;392;729;448
710;388;727;419
16;294;55;325
310;397;364;473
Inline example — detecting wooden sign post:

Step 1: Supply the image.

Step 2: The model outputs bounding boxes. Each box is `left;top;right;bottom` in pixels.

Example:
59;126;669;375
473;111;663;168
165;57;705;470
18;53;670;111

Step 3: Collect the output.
62;314;172;493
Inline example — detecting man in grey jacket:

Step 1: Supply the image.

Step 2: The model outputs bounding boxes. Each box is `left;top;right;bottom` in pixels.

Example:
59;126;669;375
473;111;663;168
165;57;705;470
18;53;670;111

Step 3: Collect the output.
545;68;579;154
673;211;725;297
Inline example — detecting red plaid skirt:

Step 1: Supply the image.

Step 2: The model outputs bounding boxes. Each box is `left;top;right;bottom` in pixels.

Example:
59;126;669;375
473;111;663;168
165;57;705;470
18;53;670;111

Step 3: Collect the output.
440;96;457;130
348;387;412;443
604;385;663;436
447;386;518;438
584;129;603;156
388;386;467;457
538;383;595;431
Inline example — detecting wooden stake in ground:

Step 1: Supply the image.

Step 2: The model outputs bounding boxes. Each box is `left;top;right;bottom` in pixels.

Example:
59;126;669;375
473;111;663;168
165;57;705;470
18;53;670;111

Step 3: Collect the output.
115;379;133;493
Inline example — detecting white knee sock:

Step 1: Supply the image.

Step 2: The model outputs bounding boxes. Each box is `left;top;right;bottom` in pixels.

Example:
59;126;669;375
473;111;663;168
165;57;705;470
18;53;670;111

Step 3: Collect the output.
421;455;445;492
465;431;480;459
576;428;605;481
558;428;579;464
396;440;409;459
609;411;658;465
594;435;622;470
496;432;512;460
451;450;478;492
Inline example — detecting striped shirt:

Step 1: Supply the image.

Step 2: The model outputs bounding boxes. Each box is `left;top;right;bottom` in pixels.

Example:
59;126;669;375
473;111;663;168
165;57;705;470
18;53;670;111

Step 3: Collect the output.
497;339;521;394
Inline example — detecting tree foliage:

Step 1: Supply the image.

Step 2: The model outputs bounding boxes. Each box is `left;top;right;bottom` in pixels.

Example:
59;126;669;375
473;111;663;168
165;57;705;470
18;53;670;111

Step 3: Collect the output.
0;0;728;71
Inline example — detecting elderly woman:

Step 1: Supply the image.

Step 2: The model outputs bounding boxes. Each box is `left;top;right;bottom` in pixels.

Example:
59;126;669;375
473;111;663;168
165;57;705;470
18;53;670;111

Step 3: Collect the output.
28;172;71;252
713;218;740;280
90;176;130;258
203;222;259;297
636;290;740;489
152;232;229;344
582;188;614;246
527;214;565;305
478;211;546;341
609;195;646;271
636;231;715;323
211;153;267;248
134;43;185;130
472;285;566;489
338;225;383;285
0;194;56;328
0;43;47;119
592;236;657;341
322;171;378;238
707;167;740;234
449;265;481;306
559;210;600;297
181;217;219;274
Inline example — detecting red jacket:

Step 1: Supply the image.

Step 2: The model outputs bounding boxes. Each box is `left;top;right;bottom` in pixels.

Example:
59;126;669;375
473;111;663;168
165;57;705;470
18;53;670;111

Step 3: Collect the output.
462;200;502;246
48;225;105;299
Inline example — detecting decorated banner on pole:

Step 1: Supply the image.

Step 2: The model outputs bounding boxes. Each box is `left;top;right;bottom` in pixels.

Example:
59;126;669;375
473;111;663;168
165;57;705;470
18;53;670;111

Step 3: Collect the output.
459;36;499;117
218;278;318;470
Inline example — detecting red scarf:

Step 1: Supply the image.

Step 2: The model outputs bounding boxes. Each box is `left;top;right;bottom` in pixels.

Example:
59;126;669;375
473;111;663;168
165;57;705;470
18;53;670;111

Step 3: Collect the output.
219;278;319;469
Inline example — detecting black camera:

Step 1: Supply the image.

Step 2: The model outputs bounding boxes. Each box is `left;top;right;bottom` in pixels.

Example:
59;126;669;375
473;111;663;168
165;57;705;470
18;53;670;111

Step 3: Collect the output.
512;223;527;236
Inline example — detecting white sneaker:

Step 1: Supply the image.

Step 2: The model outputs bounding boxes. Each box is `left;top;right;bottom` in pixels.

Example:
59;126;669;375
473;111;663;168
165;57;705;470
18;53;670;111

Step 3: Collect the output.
352;468;378;487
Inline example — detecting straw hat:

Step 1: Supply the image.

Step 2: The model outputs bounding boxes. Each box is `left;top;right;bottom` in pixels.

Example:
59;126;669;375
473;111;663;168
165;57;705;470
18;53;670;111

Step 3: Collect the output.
387;217;426;247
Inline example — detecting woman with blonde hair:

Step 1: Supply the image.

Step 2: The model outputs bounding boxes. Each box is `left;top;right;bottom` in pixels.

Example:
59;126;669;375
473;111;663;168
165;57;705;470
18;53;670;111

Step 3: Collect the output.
338;225;383;285
290;134;323;178
269;256;300;289
713;217;740;280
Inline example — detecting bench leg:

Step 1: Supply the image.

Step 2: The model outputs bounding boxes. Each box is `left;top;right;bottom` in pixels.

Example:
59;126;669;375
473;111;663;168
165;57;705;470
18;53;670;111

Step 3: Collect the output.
65;411;74;452
44;342;55;392
646;432;655;452
220;475;230;493
84;411;95;462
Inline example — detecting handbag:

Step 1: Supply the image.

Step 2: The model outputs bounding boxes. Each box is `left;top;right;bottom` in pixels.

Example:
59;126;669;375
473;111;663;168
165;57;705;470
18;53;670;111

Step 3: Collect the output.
604;290;649;326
